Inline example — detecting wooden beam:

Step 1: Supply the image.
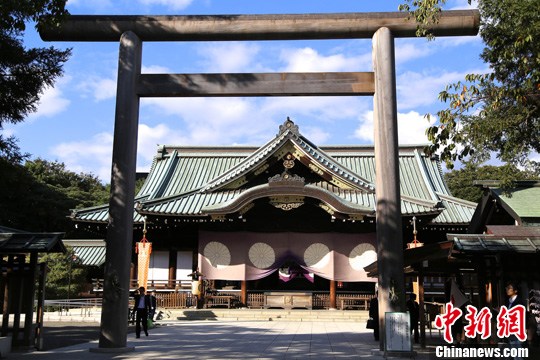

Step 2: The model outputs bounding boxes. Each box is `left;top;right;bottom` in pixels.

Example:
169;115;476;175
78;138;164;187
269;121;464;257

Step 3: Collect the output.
39;10;479;42
137;72;374;97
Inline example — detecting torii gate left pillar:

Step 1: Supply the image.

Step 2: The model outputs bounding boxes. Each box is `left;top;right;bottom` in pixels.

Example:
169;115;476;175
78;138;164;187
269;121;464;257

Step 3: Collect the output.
95;31;141;350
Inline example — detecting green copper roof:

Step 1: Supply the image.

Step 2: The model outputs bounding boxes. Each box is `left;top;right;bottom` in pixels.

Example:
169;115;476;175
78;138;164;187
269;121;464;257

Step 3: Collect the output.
72;119;476;226
492;183;540;219
63;239;106;266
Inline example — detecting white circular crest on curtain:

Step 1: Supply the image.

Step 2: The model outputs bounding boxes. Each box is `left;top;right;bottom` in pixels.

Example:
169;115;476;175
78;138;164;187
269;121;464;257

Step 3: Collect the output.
349;243;377;270
203;241;231;268
248;242;275;269
303;243;330;268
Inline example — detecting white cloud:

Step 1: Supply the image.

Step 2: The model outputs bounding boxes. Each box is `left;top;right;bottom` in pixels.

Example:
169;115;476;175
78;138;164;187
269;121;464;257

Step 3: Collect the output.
449;0;478;10
141;97;274;146
50;132;113;181
262;96;369;123
30;82;71;119
354;110;435;145
49;123;194;181
137;123;188;164
142;65;171;74
302;126;331;144
395;41;434;64
280;47;370;72
197;43;263;73
138;0;193;10
397;70;466;110
78;75;117;101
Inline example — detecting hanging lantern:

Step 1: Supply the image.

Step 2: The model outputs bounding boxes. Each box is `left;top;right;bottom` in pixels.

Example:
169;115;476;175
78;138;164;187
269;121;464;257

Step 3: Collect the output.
135;217;152;289
407;216;424;249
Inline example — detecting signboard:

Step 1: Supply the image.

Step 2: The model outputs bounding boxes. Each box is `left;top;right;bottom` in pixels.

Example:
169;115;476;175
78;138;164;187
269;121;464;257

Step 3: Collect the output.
385;312;412;352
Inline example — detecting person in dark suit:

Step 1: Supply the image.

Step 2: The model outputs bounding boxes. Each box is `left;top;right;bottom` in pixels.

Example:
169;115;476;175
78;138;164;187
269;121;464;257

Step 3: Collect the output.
134;286;151;338
369;292;379;341
407;293;420;344
505;282;526;360
149;291;157;321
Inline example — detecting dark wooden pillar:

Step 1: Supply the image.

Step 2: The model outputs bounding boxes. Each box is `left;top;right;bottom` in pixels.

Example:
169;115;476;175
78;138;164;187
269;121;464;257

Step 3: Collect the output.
418;272;426;349
477;256;491;308
373;26;406;350
97;30;141;351
34;263;47;351
241;281;247;305
330;280;337;309
23;253;38;346
130;259;137;288
1;255;13;337
169;250;177;288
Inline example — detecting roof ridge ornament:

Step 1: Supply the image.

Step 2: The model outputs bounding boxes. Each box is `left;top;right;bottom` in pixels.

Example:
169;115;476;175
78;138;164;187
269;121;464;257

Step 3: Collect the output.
278;117;299;136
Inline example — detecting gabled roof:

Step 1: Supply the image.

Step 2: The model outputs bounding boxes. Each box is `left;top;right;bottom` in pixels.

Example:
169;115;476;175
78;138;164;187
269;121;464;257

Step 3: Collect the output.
201;118;374;193
468;180;540;231
72;119;476;226
0;232;66;254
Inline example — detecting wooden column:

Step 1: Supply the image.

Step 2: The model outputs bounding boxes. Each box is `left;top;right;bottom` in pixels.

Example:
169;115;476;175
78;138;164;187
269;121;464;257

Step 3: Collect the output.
418;272;426;349
1;255;13;337
23;253;38;346
169;250;177;288
330;280;337;309
372;27;406;351
97;30;141;351
241;281;247;305
477;256;487;308
34;263;47;351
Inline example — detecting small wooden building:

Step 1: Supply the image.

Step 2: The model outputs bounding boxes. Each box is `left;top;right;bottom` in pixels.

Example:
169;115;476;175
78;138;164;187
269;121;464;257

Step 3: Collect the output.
0;227;66;349
448;181;540;313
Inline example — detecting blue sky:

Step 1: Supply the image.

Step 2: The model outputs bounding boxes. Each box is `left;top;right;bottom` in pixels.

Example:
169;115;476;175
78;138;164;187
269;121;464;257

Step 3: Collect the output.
7;0;485;182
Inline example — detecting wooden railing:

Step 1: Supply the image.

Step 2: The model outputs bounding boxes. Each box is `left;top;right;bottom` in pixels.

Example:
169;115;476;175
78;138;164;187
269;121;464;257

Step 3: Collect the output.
91;280;374;310
92;278;192;291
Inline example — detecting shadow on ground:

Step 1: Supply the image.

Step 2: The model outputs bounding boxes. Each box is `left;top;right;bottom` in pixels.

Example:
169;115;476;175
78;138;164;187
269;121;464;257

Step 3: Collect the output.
40;322;135;350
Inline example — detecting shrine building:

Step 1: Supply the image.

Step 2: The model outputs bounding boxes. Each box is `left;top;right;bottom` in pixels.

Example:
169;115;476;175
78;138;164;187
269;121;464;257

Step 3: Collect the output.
71;118;476;308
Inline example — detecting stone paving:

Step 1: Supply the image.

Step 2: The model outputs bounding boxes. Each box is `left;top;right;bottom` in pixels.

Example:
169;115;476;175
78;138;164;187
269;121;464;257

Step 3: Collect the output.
6;320;438;359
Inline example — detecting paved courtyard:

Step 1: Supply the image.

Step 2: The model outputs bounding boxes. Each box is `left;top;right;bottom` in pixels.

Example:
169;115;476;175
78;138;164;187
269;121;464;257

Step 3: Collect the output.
7;320;437;359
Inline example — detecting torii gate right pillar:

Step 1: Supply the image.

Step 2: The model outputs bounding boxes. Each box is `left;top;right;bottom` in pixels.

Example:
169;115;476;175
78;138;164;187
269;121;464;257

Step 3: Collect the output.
373;27;406;351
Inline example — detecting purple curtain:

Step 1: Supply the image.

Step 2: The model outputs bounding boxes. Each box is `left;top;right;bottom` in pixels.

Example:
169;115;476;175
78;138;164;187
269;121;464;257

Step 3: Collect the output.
198;231;377;282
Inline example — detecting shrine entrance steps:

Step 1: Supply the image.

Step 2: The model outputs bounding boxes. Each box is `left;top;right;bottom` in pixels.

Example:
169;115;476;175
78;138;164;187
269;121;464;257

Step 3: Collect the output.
171;308;369;322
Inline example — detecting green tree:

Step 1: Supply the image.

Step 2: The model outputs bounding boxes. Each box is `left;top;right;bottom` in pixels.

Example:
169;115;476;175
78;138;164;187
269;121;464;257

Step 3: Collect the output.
39;246;86;299
445;164;538;203
400;0;540;174
0;0;70;158
0;158;109;232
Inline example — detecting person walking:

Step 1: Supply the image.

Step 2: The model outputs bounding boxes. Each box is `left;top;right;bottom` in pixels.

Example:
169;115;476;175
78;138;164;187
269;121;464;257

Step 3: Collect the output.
505;282;526;360
134;286;151;338
369;291;379;341
149;291;157;321
406;293;420;344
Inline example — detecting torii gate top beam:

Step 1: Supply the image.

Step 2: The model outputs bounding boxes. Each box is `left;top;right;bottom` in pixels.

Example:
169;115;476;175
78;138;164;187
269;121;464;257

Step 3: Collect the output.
40;10;479;42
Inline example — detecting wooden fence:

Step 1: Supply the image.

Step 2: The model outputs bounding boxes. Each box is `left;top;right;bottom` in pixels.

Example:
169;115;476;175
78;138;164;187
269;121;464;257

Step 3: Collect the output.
151;291;373;310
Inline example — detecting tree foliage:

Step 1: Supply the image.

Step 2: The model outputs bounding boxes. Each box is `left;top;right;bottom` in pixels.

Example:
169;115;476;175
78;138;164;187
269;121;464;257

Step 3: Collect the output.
0;158;109;232
445;164;539;203
39;246;86;300
401;0;540;174
0;0;70;158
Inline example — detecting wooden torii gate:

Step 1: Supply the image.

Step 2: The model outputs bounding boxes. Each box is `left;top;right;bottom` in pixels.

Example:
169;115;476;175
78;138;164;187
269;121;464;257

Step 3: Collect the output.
40;10;479;352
